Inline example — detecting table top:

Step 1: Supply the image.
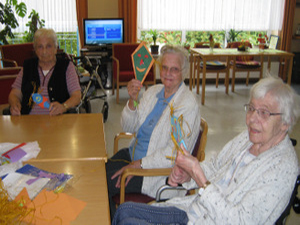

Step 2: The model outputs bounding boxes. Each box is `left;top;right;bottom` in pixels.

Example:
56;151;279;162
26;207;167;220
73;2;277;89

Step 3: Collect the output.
0;113;107;162
191;48;294;57
21;160;110;225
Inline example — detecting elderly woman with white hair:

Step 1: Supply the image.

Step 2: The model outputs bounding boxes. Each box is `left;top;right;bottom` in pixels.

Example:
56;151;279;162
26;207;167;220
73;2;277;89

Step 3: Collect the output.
112;76;300;225
106;45;201;219
8;28;81;116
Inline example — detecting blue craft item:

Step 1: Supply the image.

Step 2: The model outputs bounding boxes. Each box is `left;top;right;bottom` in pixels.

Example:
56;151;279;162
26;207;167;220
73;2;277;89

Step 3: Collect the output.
170;114;187;151
32;93;50;109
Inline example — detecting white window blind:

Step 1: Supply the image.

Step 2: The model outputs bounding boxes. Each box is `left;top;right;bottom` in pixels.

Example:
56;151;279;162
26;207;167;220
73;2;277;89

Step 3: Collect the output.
0;0;77;33
138;0;285;31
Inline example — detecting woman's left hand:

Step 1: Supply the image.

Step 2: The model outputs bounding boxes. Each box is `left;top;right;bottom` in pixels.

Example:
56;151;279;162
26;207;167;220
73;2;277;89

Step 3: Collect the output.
111;160;141;188
49;102;67;116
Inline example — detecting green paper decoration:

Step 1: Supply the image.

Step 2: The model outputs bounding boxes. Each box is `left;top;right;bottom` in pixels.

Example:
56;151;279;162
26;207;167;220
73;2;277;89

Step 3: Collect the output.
131;42;154;84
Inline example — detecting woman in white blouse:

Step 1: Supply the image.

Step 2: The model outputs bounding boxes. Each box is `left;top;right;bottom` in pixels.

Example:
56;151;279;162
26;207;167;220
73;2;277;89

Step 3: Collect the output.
112;75;300;225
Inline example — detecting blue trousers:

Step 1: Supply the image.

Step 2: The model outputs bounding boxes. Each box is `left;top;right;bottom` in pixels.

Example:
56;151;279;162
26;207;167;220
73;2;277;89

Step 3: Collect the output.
112;202;188;225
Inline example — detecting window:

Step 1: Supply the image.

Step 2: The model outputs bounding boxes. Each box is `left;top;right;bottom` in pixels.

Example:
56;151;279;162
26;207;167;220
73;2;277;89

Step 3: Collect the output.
138;0;284;47
0;0;78;55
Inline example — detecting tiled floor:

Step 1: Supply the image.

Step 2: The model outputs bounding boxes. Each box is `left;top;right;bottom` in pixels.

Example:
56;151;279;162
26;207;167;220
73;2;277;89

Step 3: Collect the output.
1;81;299;223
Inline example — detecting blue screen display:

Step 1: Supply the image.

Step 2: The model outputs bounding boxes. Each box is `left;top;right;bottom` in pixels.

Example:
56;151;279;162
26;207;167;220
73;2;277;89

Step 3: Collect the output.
84;18;124;46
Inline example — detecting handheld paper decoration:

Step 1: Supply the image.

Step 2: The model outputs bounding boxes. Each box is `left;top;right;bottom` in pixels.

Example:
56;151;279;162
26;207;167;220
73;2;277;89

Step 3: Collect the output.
131;42;154;84
169;102;191;159
32;93;50;109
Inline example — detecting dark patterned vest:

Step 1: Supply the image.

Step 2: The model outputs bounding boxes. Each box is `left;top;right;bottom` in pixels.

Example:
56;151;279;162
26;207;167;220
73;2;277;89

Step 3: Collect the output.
21;57;70;114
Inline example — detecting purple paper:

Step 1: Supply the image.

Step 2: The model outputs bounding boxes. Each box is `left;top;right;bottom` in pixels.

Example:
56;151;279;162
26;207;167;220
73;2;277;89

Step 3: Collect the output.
4;148;27;163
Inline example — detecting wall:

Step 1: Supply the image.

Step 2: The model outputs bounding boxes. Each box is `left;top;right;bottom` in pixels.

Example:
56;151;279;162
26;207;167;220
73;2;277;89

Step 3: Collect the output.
88;0;118;18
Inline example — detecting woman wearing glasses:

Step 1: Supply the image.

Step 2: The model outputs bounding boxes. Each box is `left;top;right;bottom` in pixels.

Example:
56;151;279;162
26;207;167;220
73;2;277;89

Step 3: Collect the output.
106;45;201;219
113;76;300;225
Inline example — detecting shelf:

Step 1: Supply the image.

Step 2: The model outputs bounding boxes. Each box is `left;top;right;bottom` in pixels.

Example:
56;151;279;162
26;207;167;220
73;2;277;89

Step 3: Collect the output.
293;36;300;40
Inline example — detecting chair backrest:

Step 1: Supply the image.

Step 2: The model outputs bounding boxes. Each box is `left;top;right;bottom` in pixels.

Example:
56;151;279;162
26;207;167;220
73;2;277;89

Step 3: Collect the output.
194;42;221;48
191;118;208;162
0;43;35;67
112;43;140;71
226;42;254;61
0;67;22;104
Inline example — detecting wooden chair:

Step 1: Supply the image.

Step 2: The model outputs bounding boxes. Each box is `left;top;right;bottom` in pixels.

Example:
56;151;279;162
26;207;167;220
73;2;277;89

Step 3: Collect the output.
191;42;229;94
0;67;22;104
112;117;208;205
111;43;156;103
226;42;263;92
0;43;35;68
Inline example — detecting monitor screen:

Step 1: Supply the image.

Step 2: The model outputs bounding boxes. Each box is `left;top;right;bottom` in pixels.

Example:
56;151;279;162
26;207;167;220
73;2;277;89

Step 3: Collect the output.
83;18;124;46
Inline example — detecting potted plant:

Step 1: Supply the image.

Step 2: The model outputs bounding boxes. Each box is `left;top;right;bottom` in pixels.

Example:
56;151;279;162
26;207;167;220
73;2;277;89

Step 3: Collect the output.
0;0;27;45
149;29;159;54
23;9;45;42
226;29;242;43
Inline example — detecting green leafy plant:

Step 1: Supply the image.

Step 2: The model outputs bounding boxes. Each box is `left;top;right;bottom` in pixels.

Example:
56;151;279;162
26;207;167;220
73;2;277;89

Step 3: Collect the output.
23;9;45;42
226;29;243;43
0;0;27;45
148;29;160;46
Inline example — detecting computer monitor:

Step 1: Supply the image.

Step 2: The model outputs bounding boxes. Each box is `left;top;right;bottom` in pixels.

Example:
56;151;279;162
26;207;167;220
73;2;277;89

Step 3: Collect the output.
83;18;124;47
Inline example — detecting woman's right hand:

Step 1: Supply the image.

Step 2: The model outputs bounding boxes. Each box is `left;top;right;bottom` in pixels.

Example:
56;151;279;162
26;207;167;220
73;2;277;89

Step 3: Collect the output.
127;79;142;101
10;102;21;116
127;79;143;110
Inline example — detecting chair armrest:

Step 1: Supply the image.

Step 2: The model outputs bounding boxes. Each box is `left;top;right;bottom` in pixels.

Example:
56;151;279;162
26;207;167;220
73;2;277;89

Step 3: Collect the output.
0;74;18;80
114;132;134;154
1;59;18;67
120;167;172;204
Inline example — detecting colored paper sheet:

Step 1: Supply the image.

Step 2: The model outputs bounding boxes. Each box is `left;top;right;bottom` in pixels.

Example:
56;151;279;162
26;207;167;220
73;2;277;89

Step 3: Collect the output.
2;172;50;200
131;42;154;84
16;164;73;191
18;189;87;225
3;148;27;163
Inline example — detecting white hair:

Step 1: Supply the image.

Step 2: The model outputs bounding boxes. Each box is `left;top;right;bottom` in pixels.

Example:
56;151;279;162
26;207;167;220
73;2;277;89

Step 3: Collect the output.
249;75;300;132
157;45;189;80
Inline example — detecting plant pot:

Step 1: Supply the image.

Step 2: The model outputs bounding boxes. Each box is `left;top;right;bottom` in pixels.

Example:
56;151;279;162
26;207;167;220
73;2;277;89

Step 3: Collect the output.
150;45;159;55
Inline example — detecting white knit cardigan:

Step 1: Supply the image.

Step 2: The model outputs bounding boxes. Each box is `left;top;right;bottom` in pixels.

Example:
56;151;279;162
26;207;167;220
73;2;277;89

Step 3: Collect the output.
158;130;298;225
121;83;201;198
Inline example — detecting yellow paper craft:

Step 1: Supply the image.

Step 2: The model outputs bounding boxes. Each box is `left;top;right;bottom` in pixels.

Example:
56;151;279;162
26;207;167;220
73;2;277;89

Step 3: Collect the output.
16;189;86;225
131;42;154;84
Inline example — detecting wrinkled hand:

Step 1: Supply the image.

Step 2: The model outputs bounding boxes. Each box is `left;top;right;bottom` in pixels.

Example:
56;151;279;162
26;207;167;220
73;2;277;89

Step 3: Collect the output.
127;79;142;101
169;144;207;188
168;165;191;186
10;102;21;116
175;145;200;176
49;102;67;116
111;160;141;188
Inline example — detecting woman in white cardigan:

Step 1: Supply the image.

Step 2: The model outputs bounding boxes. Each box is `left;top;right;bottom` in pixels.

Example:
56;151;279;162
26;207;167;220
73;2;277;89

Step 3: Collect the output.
112;76;300;225
106;45;201;219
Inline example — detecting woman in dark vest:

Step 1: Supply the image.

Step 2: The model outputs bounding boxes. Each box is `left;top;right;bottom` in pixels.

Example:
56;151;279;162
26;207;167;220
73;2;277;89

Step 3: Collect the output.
8;28;81;116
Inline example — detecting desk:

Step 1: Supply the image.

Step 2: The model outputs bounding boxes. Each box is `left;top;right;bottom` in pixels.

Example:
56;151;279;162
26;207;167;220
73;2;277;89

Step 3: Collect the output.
190;48;294;105
22;160;110;225
0;113;107;162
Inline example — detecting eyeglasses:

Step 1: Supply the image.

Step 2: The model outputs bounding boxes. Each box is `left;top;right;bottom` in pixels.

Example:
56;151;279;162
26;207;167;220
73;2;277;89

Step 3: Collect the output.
161;65;182;75
244;104;283;120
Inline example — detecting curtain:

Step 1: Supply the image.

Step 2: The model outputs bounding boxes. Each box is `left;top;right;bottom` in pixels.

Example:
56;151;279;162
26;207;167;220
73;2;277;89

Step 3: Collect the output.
0;0;78;33
118;0;137;43
76;0;88;48
138;0;285;32
280;0;296;51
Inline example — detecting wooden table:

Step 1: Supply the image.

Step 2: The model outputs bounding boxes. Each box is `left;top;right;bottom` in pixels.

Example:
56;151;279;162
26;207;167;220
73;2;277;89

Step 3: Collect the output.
21;160;111;225
0;113;107;162
190;48;294;105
